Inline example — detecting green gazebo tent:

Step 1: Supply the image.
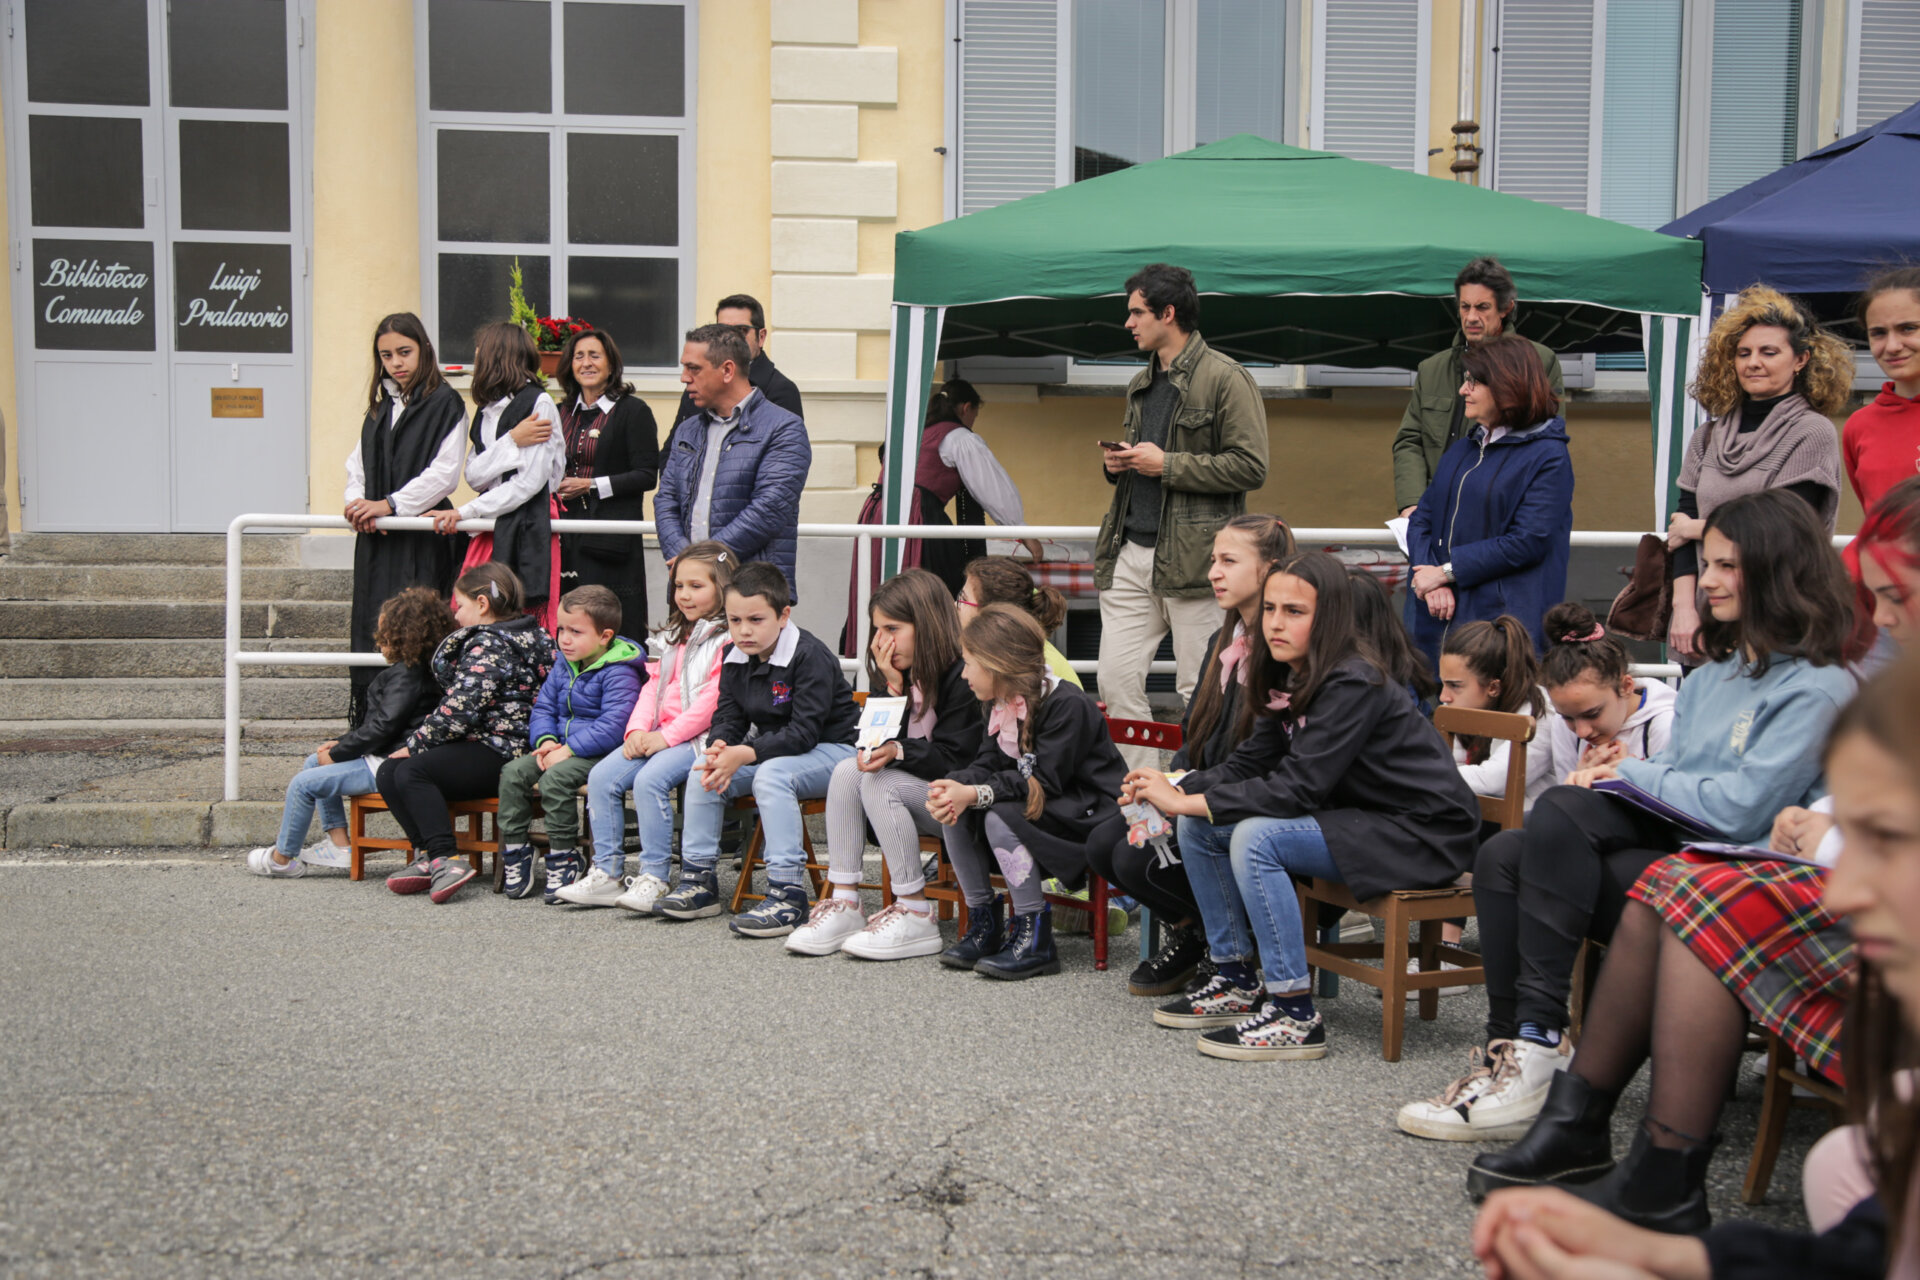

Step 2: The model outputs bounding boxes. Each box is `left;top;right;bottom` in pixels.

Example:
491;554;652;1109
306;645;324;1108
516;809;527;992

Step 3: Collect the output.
880;135;1705;574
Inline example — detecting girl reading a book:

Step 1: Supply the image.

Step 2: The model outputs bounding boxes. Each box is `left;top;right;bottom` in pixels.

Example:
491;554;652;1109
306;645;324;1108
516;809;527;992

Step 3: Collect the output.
1395;490;1856;1158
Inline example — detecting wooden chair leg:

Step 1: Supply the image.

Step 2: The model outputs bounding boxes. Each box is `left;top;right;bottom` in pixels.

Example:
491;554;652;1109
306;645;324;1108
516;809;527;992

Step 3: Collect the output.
1416;917;1440;1023
349;804;367;882
1381;897;1410;1062
880;854;893;908
1743;1034;1796;1204
800;824;825;899
728;817;765;912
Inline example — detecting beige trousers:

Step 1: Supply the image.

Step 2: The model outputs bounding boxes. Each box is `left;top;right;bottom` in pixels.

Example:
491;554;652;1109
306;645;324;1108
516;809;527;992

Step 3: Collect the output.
1097;539;1223;769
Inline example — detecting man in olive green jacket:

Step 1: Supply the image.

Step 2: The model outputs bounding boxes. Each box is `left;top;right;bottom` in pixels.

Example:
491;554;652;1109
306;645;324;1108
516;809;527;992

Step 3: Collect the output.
1095;264;1268;764
1392;256;1565;515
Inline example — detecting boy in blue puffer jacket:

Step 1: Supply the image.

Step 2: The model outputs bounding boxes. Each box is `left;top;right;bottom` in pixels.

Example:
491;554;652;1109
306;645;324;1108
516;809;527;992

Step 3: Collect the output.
498;585;645;903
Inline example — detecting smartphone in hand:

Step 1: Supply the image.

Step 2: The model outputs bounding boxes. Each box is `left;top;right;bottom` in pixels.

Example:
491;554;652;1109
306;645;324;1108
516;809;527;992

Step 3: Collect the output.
1098;440;1126;451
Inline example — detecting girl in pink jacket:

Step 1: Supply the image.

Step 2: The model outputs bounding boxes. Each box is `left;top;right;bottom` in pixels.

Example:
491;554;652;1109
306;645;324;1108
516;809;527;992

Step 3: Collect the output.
583;542;734;913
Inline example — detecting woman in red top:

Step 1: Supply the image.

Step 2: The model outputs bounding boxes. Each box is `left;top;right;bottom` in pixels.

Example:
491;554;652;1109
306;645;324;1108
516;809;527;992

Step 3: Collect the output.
1842;266;1920;511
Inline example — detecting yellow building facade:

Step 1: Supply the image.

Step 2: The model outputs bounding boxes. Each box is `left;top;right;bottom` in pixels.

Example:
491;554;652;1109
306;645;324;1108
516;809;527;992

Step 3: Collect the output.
0;0;1893;539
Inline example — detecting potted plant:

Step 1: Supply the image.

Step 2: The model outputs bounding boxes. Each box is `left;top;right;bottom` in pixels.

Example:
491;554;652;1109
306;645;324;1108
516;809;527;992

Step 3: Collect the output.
507;259;593;376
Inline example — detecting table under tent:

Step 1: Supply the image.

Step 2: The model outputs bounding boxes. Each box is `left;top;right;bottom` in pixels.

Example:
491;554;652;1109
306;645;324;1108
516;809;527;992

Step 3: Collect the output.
876;134;1706;576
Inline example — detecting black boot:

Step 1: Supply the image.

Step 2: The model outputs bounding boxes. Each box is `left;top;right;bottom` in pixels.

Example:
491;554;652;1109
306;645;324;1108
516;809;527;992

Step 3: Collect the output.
1466;1070;1618;1202
976;906;1062;981
1129;920;1206;997
939;896;1004;970
1569;1126;1717;1234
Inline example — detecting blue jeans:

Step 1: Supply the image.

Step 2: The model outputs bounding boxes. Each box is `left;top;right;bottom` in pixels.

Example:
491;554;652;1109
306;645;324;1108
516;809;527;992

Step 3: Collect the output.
1177;814;1338;992
585;741;699;880
278;753;378;854
681;742;856;885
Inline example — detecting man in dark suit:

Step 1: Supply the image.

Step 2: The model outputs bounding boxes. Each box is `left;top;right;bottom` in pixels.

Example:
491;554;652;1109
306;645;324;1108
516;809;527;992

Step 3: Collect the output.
674;293;803;425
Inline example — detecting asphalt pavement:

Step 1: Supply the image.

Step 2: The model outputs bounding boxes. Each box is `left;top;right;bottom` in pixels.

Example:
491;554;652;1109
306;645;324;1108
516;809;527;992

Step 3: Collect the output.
0;851;1817;1279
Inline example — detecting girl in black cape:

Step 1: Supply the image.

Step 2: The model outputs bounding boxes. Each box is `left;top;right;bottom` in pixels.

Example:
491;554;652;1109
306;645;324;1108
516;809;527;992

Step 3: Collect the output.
343;313;467;725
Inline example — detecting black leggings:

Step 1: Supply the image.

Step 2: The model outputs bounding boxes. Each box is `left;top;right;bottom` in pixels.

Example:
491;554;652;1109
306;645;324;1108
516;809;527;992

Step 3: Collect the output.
1473;785;1681;1040
1084;814;1200;924
375;742;509;859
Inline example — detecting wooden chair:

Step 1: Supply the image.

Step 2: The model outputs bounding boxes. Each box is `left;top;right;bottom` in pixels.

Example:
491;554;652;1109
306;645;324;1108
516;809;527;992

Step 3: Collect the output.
1296;705;1534;1061
346;793;497;882
1743;1028;1846;1204
728;692;882;911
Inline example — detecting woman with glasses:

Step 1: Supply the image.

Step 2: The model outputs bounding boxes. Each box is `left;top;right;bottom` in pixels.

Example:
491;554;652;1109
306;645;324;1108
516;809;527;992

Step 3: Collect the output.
1404;333;1575;671
957;555;1081;688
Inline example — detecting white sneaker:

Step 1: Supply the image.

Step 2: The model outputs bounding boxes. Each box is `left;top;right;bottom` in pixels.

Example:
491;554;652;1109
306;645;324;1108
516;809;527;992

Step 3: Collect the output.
785;897;867;955
245;847;305;878
1396;1037;1571;1141
841;901;945;961
614;873;672;914
1402;958;1470;998
555;867;626;907
300;838;351;869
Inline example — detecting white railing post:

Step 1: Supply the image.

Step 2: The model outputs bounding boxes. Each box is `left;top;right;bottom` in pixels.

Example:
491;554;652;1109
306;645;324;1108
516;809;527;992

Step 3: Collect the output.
223;514;249;801
854;531;872;691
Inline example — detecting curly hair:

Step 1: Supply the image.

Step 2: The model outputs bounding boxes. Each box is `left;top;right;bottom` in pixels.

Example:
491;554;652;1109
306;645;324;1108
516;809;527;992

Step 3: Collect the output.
375;587;456;667
1690;285;1854;420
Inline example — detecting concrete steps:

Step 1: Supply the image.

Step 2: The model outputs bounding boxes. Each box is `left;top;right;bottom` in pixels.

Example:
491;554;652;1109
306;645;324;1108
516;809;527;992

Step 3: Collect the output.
3;676;350;721
0;638;348;679
0;600;349;639
0;564;352;601
4;532;306;566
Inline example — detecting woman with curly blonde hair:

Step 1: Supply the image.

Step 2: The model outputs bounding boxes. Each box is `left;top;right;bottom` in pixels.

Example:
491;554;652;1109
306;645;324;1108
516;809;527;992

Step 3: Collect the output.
1666;285;1851;659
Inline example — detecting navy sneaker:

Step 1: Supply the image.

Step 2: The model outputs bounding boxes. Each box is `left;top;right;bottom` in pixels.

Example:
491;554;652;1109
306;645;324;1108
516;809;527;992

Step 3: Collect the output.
1152;972;1262;1029
1195;999;1328;1061
654;868;722;920
386;855;433;896
729;883;810;937
500;846;537;900
542;849;582;905
428;856;477;905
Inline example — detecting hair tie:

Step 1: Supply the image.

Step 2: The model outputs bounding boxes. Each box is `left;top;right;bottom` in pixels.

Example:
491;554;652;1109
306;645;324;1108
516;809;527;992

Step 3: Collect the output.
1017;752;1037;780
1030;586;1039;598
1562;625;1606;644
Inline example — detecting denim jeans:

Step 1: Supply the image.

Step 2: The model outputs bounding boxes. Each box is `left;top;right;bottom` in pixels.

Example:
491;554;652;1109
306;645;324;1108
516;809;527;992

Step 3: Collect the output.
681;742;856;885
278;753;377;854
585;741;699;880
1178;813;1338;991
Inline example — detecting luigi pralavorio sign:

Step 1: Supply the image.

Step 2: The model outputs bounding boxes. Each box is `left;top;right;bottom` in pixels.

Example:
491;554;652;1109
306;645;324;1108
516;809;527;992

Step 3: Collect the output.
173;243;293;354
34;240;155;351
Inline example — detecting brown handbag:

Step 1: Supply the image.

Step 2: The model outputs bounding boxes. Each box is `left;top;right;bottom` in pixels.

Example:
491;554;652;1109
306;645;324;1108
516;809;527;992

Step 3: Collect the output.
1606;534;1674;642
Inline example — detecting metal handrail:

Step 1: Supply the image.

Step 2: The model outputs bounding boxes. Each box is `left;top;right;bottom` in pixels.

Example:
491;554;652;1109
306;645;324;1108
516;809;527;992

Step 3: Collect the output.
221;512;1847;799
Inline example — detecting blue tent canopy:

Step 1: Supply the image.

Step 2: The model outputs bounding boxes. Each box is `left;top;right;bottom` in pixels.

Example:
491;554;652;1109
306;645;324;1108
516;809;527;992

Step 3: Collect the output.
1662;100;1920;297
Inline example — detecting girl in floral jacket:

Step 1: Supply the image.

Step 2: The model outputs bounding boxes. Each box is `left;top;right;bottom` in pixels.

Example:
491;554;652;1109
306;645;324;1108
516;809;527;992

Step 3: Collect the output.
377;563;557;903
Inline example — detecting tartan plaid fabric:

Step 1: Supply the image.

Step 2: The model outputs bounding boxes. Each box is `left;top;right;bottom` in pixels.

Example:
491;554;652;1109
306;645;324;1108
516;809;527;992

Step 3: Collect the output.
1030;560;1098;598
1630;852;1853;1086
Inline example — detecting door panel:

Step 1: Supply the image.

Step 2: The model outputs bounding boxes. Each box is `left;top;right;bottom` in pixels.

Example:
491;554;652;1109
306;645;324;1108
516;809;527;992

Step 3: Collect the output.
31;359;166;530
171;359;305;530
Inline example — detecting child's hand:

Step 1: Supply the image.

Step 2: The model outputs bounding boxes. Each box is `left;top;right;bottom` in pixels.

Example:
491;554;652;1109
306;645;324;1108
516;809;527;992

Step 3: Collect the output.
1565;761;1621;789
387;746;410;760
1124;769;1196;816
1578;740;1626;770
925;779;975;825
315;746;335;766
702;742;752;792
430;508;463;536
857;741;900;773
1771;806;1835;859
537;743;573;771
625;730;669;760
508;413;552;447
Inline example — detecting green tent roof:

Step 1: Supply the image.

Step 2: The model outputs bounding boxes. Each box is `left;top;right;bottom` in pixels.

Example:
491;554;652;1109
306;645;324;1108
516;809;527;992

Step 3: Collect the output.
893;135;1704;368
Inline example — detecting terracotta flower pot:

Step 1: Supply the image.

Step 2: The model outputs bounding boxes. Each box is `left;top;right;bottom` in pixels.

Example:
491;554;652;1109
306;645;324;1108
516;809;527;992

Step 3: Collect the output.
538;350;564;377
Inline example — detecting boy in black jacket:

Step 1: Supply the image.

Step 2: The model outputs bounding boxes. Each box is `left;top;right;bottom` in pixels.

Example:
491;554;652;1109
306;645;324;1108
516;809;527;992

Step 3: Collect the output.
656;562;858;933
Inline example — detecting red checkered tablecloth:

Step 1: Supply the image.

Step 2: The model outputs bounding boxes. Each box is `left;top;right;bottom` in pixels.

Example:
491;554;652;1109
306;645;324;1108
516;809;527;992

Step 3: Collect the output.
1030;560;1098;598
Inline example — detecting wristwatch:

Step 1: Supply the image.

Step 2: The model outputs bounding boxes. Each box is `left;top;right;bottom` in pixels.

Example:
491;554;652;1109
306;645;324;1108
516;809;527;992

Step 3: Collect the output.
1440;561;1455;583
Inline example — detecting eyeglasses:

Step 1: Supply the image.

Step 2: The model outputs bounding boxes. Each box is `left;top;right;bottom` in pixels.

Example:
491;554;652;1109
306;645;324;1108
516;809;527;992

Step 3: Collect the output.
1461;373;1481;388
956;596;980;609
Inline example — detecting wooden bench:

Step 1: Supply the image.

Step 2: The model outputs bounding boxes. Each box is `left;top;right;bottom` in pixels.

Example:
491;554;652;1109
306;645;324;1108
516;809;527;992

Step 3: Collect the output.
345;793;497;882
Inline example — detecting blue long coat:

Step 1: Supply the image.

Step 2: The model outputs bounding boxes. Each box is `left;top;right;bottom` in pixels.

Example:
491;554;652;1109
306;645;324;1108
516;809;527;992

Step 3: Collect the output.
1404;417;1574;668
654;392;811;596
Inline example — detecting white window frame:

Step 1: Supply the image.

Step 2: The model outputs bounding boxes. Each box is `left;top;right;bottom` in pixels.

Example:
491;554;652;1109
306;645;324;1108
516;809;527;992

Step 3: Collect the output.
414;0;696;372
1307;0;1432;172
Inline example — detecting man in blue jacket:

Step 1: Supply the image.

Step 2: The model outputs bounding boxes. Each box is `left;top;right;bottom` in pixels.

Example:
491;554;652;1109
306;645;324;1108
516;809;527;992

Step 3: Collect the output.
656;324;812;597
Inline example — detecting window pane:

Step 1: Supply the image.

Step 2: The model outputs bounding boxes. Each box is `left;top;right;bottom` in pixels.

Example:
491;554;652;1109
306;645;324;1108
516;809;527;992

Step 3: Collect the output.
1072;0;1164;181
567;256;677;368
179;120;290;232
169;0;288;110
1707;0;1801;201
32;238;156;351
30;117;145;228
1195;0;1286;145
565;3;685;116
568;134;676;245
25;0;149;106
1600;0;1681;230
429;0;551;114
173;242;293;353
439;253;549;365
437;131;550;243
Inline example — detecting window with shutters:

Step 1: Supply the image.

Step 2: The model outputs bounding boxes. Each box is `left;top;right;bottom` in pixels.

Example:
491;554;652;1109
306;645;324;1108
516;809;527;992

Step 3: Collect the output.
1844;0;1920;135
1310;0;1430;172
417;0;694;369
951;0;1300;217
1705;0;1803;202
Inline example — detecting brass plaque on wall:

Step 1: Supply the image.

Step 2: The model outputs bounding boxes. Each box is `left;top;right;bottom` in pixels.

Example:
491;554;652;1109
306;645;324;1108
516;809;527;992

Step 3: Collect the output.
210;388;264;418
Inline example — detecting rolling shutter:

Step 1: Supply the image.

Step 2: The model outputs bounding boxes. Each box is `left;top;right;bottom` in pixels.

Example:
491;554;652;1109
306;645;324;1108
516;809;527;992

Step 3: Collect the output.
957;0;1062;215
1856;0;1920;131
1313;0;1427;171
1490;0;1596;211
